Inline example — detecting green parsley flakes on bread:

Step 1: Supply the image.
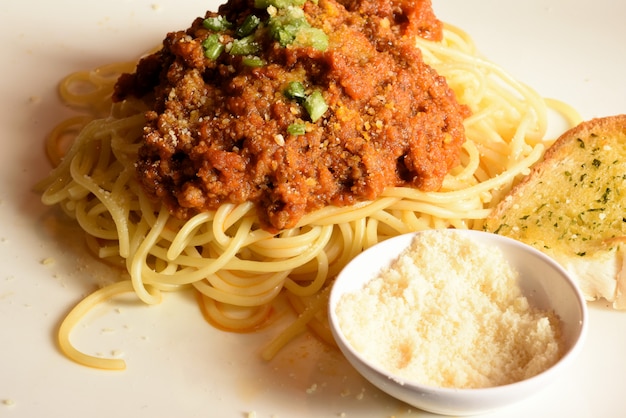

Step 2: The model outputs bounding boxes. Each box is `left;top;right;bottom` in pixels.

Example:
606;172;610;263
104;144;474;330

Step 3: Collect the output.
484;115;626;308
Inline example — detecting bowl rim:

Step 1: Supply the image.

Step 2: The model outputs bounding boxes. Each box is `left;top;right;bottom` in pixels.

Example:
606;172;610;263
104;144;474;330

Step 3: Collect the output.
328;229;588;395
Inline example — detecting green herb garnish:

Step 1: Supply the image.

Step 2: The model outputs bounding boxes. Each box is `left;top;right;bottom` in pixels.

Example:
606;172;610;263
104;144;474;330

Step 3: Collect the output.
202;15;233;31
202;34;224;60
284;81;306;100
304;90;328;122
268;6;328;51
287;123;306;136
242;56;266;67
229;35;261;55
236;15;261;37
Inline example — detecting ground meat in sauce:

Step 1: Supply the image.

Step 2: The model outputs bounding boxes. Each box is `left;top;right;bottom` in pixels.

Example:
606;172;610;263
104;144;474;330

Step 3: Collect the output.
113;0;470;232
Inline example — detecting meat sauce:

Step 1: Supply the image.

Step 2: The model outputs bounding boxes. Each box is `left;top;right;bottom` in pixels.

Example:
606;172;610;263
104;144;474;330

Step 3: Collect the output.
113;0;470;231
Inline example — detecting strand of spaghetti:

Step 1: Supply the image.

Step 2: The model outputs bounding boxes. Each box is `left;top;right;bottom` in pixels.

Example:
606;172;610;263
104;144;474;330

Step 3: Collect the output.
364;217;382;248
133;255;193;290
287;229;342;278
439;177;480;196
383;185;486;204
210;269;291;292
208;203;277;250
79;174;133;235
462;104;502;130
202;269;291;296
74;200;120;241
350;217;367;256
545;97;583;127
150;259;180;278
109;131;145;168
440;23;478;53
69;145;132;258
368;210;413;235
58;62;135;112
507;110;538;164
387;201;490;219
417;32;527;101
194;215;256;273
94;128;116;175
88;62;137;86
150;227;312;276
464;121;510;159
168;224;217;253
40;115;145;205
283;250;329;296
127;206;170;304
399;210;432;231
167;212;215;260
261;285;332;361
321;225;352;271
382;187;476;205
212;203;246;247
45;115;93;167
375;218;407;237
297;196;401;227
291;201;364;226
285;292;337;347
143;247;212;271
222;224;334;273
133;186;159;228
137;216;257;287
248;226;329;258
109;168;134;205
174;223;331;276
200;296;273;331
251;225;325;249
58;71;111;110
38;121;104;200
449;140;481;183
224;201;257;229
192;277;282;306
85;199;116;218
95;242;122;260
58;280;136;370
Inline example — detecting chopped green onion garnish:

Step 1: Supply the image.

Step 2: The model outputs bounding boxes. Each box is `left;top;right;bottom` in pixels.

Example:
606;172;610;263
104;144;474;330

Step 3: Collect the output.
267;6;328;51
271;24;299;47
202;15;233;32
242;56;266;67
295;27;328;51
229;35;261;55
304;90;328;122
254;0;306;9
236;14;261;37
268;7;308;47
284;81;306;100
202;34;224;60
287;123;306;136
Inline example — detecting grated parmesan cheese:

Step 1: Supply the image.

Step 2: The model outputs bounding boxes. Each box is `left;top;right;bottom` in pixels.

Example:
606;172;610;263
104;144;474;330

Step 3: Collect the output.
336;230;563;389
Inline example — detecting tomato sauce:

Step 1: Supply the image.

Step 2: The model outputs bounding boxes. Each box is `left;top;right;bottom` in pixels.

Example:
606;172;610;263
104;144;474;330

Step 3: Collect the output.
114;0;470;231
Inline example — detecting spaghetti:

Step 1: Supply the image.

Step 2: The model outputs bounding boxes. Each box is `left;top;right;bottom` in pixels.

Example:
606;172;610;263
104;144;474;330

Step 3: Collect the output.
39;18;580;369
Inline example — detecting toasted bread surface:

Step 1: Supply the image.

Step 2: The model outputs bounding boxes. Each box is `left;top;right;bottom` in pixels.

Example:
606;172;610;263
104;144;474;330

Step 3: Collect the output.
484;115;626;308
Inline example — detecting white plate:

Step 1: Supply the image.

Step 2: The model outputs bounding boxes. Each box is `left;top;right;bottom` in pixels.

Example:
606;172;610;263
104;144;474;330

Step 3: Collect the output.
1;1;625;417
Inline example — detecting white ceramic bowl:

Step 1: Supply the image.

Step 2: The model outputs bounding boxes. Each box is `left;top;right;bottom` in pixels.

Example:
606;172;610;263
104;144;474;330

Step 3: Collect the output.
328;229;587;416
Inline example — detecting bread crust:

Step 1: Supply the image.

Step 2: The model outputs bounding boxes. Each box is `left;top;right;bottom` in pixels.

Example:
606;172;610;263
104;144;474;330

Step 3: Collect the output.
485;115;626;308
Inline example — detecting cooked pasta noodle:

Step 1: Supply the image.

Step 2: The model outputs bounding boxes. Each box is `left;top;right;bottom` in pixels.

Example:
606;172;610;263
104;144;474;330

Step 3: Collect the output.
38;23;580;370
